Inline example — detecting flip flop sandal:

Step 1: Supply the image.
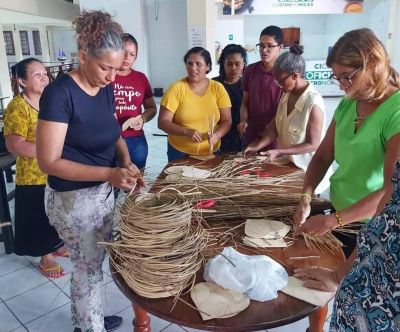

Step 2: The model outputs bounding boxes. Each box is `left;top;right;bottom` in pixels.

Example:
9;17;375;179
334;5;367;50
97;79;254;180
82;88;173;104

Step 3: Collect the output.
39;264;66;279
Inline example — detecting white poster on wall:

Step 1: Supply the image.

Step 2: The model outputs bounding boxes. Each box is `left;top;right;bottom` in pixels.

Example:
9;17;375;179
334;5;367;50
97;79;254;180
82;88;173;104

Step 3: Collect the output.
188;27;206;49
223;0;363;15
305;60;344;97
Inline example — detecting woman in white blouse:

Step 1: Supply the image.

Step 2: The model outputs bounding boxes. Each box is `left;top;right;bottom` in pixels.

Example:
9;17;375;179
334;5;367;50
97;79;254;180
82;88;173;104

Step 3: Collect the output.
244;45;329;193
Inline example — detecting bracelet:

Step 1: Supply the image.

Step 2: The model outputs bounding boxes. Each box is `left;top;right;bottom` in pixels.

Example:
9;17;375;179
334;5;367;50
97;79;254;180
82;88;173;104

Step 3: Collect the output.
335;211;345;228
299;193;312;203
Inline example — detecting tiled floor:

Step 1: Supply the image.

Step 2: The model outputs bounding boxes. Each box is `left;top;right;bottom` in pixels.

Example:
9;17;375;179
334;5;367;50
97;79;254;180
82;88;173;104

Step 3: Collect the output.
0;97;340;332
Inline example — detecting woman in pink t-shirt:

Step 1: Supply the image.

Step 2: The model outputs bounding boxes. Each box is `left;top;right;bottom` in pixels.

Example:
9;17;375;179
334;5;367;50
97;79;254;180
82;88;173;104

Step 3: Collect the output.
113;33;157;170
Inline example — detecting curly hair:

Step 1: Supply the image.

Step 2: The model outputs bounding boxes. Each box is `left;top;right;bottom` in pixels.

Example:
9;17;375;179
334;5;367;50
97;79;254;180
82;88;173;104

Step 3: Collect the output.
327;28;400;102
218;44;247;78
73;10;124;58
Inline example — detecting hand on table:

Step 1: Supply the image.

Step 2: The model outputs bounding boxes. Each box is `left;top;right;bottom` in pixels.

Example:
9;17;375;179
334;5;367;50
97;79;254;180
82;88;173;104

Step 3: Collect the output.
260;149;281;161
294;266;340;292
243;143;259;158
293;200;311;228
294;213;338;236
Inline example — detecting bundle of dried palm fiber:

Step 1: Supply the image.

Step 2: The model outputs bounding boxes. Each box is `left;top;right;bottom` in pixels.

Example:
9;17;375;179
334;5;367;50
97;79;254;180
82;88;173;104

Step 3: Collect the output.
103;193;209;299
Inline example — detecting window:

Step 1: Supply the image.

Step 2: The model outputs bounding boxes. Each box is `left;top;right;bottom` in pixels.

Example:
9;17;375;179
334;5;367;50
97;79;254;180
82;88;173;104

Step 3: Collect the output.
3;31;15;55
32;30;42;55
19;31;30;55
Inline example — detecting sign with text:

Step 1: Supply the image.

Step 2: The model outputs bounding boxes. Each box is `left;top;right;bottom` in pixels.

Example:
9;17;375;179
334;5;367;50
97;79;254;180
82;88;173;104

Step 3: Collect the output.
305;60;344;97
223;0;363;15
188;27;205;48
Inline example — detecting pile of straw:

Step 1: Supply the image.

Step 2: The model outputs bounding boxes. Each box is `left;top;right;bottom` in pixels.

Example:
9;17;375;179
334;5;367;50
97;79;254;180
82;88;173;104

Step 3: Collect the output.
103;193;208;299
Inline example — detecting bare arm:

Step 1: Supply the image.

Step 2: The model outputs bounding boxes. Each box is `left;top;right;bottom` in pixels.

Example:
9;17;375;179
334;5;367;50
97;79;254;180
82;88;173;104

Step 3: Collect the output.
293;119;335;226
115;136;132;166
301;119;335;196
36;119;138;190
275;105;324;156
237;91;249;134
244;120;277;156
294;249;357;292
5;135;36;158
296;132;400;235
335;133;400;223
215;108;232;138
141;96;157;123
158;105;202;142
208;108;232;146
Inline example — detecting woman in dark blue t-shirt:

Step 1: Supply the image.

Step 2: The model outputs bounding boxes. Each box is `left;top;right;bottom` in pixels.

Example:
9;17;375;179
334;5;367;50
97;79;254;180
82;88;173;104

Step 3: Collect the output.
36;10;144;332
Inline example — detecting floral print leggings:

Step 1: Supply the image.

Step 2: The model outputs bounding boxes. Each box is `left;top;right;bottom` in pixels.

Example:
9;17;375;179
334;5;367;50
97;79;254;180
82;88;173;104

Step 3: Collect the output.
45;183;114;332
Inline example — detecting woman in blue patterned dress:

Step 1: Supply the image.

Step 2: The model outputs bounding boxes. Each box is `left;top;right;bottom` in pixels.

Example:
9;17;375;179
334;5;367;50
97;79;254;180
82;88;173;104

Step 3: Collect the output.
294;160;400;331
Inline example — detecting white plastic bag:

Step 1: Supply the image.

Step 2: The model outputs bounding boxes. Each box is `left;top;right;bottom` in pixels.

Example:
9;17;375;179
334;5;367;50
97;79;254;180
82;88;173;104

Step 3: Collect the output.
203;247;288;302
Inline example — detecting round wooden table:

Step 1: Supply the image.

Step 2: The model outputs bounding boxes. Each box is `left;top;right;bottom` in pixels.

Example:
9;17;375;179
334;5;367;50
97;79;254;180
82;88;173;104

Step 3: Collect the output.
110;156;344;332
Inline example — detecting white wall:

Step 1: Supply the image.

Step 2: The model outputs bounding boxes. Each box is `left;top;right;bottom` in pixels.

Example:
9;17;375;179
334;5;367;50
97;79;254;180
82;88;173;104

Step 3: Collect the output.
0;0;79;22
80;0;150;77
389;0;400;71
243;14;330;64
143;0;187;90
3;26;46;64
216;0;390;65
49;28;76;62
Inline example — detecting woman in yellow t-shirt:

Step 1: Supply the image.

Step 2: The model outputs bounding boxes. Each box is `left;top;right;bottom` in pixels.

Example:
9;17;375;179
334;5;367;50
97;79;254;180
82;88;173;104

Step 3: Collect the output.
158;47;232;161
3;58;65;278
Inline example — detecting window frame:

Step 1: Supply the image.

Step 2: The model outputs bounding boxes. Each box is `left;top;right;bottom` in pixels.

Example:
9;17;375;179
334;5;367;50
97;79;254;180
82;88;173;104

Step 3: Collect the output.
3;31;15;56
19;31;30;56
32;30;42;55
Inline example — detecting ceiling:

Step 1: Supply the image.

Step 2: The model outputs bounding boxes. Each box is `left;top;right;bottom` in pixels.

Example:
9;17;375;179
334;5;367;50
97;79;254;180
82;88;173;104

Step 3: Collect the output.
0;8;73;26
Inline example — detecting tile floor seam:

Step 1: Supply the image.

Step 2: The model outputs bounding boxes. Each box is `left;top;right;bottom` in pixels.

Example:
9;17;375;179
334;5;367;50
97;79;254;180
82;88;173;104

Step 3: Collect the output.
0;257;34;278
113;304;132;315
48;277;71;300
2;278;51;302
2;300;27;331
159;323;174;332
11;326;28;332
21;300;71;327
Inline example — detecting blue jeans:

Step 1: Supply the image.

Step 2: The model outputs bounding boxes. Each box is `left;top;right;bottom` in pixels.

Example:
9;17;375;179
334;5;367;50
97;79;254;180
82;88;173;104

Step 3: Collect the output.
167;142;188;162
125;135;148;170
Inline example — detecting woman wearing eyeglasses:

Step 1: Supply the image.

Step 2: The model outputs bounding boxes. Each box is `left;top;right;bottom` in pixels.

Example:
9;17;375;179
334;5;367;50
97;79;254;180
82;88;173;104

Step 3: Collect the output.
293;28;400;332
244;45;331;194
237;25;283;149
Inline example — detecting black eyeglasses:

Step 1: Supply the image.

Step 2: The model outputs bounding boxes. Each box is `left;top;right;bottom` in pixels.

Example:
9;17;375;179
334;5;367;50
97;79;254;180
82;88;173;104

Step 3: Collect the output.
256;43;280;52
274;73;293;88
329;67;362;87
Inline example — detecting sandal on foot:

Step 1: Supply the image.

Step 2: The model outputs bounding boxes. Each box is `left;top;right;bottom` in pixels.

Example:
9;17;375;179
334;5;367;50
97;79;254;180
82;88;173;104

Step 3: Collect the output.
39;264;65;279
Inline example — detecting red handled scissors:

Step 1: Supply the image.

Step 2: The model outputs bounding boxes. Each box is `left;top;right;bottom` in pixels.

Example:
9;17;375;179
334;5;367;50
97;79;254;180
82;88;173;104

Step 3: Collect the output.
194;199;216;209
